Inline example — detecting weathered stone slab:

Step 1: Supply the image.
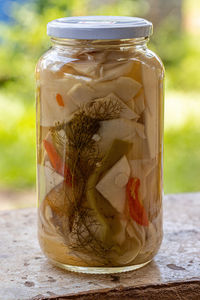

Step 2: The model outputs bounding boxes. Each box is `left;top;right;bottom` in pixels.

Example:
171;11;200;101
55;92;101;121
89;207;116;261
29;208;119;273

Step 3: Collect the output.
0;193;200;300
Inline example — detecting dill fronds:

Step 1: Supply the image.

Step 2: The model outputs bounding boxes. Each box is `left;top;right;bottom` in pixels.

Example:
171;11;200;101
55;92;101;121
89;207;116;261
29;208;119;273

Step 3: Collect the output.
48;97;123;264
84;96;122;120
66;111;100;150
69;206;112;265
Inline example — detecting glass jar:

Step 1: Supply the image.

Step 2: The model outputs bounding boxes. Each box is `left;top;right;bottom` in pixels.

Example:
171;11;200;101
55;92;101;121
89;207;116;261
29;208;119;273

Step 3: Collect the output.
36;16;164;274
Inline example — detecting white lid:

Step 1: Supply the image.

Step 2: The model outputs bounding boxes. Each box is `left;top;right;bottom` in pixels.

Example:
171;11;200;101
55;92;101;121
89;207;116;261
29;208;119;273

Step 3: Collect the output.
47;16;153;40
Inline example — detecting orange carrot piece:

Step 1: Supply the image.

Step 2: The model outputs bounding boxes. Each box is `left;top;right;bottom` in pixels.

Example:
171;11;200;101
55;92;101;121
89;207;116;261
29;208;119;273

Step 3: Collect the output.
56;93;64;107
43;139;71;186
126;177;149;226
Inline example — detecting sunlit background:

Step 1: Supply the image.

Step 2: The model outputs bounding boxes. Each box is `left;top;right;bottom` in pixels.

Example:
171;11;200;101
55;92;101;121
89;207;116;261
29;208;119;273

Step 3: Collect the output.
0;0;200;209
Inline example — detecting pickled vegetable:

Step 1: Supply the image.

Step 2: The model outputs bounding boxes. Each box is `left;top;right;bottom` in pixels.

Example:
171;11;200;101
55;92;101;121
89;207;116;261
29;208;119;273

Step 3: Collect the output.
36;39;164;269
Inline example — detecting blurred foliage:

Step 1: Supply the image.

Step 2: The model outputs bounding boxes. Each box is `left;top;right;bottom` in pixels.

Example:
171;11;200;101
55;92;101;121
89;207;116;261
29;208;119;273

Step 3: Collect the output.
164;91;200;193
0;94;35;188
149;16;200;90
164;121;200;193
0;0;200;193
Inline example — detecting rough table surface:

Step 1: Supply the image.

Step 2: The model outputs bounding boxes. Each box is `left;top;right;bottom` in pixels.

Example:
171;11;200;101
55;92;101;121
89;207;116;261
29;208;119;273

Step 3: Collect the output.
0;193;200;300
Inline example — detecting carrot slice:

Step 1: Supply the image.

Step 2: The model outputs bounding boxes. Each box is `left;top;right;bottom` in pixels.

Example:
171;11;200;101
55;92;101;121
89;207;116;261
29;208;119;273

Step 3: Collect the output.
56;93;64;107
43;139;71;186
126;177;149;226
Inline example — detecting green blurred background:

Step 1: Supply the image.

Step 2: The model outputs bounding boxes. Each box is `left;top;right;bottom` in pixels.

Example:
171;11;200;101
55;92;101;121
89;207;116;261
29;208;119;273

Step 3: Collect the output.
0;0;200;208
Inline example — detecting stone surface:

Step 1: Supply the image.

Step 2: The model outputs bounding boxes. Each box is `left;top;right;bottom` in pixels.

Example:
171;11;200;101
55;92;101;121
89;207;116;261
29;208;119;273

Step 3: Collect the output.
0;193;200;300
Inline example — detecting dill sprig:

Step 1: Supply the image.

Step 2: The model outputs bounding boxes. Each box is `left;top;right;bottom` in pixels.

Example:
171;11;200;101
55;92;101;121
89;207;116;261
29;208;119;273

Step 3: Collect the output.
66;112;100;149
69;206;112;265
84;96;122;120
49;97;122;264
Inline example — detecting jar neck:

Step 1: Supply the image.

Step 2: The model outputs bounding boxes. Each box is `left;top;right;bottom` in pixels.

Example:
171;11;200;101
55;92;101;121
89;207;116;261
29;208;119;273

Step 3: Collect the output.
50;37;149;52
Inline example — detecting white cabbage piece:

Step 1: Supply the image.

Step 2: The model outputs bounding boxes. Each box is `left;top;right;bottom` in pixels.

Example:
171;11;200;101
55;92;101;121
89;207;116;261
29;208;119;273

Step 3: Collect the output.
70;60;100;78
40;69;83;88
40;57;141;126
40;71;92;126
86;50;107;62
98;118;145;154
39;129;65;198
127;89;145;116
44;161;64;195
40;76;81;126
113;218;127;245
130;159;157;178
126;217;162;264
38;183;72;245
39;68;61;84
37;162;64;202
142;64;159;158
139;222;157;256
134;122;146;139
92;77;141;102
98;61;133;81
111;234;142;265
41;74;142;126
40;203;60;238
129;159;157;200
106;48;133;61
92;93;139;120
96;155;131;213
69;50;133;81
134;89;145;115
114;77;141;102
127;136;149;160
38;203;56;237
67;76;142;107
126;219;146;248
68;50;107;78
68;83;95;106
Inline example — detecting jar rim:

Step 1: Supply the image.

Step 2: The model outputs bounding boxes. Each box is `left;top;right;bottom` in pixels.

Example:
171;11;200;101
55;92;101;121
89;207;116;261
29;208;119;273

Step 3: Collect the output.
47;16;153;40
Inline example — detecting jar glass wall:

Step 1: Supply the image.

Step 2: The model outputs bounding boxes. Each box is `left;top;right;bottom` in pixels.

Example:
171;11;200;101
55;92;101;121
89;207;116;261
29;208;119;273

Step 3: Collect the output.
36;33;164;274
